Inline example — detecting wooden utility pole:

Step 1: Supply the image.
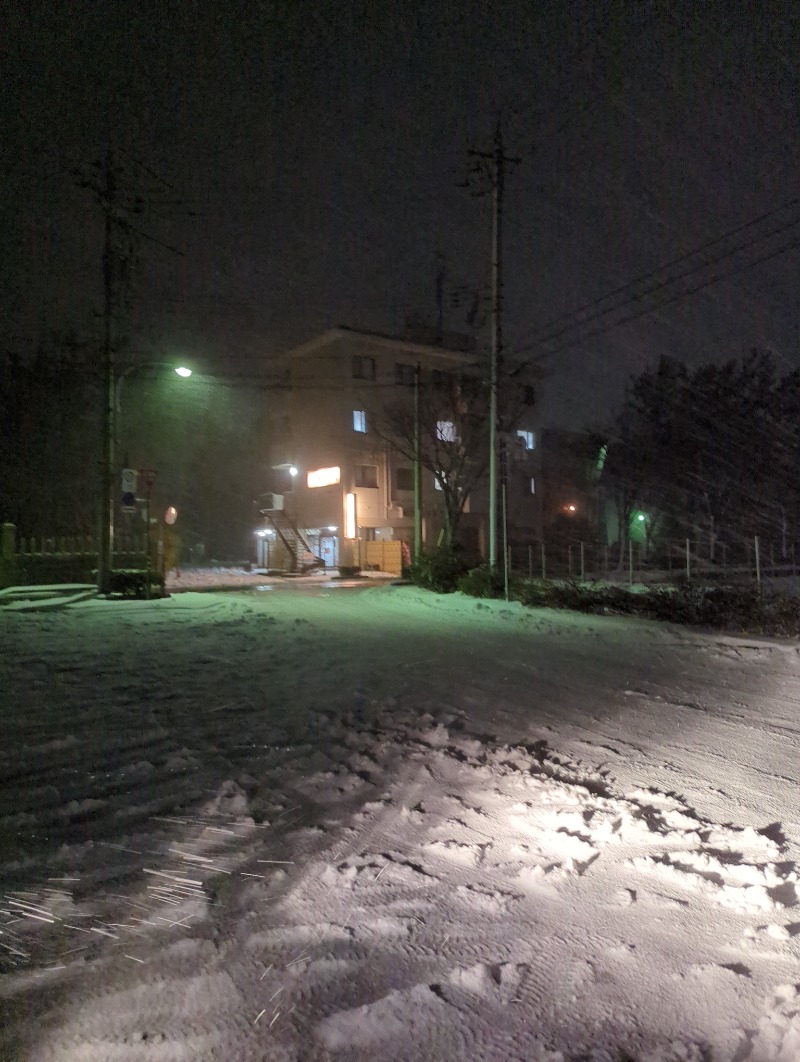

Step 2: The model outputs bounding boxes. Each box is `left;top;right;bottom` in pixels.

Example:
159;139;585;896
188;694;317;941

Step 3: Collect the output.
469;120;519;570
73;150;186;594
99;148;117;595
413;361;422;560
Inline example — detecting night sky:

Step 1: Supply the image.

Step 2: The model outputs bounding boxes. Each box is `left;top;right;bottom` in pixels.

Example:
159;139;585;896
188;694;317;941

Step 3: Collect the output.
4;0;799;426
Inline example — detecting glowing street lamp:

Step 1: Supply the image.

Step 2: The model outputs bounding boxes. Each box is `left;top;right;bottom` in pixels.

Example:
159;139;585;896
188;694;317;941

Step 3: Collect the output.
114;361;194;413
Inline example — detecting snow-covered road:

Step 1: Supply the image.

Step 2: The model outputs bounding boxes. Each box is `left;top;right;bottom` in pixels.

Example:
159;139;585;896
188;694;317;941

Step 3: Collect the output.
2;584;800;1060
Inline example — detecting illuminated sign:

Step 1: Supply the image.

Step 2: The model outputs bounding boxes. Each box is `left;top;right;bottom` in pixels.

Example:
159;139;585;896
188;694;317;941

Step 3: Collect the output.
307;466;341;488
345;493;357;538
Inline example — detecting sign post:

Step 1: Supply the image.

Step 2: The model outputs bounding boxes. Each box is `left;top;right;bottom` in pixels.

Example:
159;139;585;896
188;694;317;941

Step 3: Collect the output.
136;469;158;595
121;469;137;514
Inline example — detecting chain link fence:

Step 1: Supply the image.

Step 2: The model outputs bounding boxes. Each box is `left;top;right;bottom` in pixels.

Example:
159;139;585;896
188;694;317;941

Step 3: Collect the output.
508;535;800;589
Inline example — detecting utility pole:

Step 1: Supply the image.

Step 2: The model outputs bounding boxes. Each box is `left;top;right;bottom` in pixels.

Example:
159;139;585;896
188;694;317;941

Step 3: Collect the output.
73;149;187;594
99;148;117;595
413;361;422;560
469;120;520;570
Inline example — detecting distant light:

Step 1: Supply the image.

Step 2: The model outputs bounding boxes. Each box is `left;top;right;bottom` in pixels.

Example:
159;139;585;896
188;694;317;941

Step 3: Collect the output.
255;530;267;537
164;505;178;526
345;493;357;539
637;513;646;522
307;466;340;488
567;504;576;512
327;525;338;532
174;366;192;378
289;466;299;477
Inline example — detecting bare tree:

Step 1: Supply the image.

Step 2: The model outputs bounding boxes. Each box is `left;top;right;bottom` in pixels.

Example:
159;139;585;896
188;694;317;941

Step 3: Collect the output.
370;368;534;549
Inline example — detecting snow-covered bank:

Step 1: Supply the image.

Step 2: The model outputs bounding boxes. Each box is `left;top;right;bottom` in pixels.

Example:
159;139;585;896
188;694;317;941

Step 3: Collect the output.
2;586;800;1059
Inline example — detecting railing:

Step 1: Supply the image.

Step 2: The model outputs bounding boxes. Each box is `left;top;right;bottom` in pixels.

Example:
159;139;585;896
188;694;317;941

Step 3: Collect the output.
507;536;800;589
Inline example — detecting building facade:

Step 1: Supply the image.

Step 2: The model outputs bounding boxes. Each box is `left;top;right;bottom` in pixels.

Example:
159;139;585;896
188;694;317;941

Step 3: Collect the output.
262;327;541;570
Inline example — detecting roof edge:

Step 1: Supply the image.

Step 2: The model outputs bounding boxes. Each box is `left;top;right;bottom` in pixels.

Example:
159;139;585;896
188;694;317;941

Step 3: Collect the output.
282;326;484;363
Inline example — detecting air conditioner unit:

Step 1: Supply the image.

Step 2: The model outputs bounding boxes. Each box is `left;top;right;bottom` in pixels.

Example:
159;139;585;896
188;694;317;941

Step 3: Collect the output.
259;493;284;512
388;505;404;519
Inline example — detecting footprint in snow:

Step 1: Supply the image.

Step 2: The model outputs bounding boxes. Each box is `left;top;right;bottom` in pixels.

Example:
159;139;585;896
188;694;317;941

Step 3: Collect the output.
315;982;450;1050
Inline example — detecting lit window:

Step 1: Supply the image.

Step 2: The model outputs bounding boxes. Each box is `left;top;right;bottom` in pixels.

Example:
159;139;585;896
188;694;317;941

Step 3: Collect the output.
353;409;367;432
345;493;356;538
436;420;456;442
529;477;536;495
395;468;414;491
352;355;376;380
307;466;341;488
434;472;446;491
356;464;378;488
517;429;535;451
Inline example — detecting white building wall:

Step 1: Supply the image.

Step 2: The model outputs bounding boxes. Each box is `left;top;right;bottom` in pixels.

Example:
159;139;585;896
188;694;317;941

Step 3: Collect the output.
273;329;542;556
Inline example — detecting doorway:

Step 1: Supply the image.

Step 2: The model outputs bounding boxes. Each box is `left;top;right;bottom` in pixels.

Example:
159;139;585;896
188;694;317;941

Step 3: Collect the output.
320;536;338;568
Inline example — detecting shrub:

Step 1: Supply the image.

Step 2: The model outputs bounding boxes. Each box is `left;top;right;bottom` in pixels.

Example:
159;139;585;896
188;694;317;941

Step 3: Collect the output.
506;579;800;636
108;568;166;599
513;578;556;609
457;564;506;598
407;548;470;593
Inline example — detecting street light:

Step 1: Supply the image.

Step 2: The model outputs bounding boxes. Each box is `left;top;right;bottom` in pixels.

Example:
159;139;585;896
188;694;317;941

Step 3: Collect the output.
115;363;193;412
99;361;193;595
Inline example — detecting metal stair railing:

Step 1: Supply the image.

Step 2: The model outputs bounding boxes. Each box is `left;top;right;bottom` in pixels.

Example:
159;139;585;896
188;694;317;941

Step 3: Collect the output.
260;509;323;572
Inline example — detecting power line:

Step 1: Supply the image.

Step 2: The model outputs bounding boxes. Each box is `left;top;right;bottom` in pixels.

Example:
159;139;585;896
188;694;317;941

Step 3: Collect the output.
540;211;800;347
541;232;800;356
510;195;800;355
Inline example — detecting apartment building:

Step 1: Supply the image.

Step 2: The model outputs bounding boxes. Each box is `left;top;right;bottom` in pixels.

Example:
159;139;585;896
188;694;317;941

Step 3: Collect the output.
263;326;541;571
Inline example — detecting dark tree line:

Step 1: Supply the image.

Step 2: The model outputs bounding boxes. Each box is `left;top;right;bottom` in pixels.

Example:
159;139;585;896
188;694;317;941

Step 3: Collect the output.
0;334;101;534
602;350;800;565
0;337;273;560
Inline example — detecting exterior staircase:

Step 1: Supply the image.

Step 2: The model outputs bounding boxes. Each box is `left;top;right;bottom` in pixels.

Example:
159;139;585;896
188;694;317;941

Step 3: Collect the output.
259;506;323;573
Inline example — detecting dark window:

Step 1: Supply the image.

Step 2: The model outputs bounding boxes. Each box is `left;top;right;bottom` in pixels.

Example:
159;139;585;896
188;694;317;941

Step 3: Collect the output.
458;375;482;399
523;385;535;406
431;369;454;391
352;355;376;380
395;467;414;491
356;464;378;488
395;362;415;385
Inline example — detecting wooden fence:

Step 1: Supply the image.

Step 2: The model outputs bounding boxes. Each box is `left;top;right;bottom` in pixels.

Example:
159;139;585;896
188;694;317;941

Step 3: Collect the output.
1;523;147;588
364;540;403;575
